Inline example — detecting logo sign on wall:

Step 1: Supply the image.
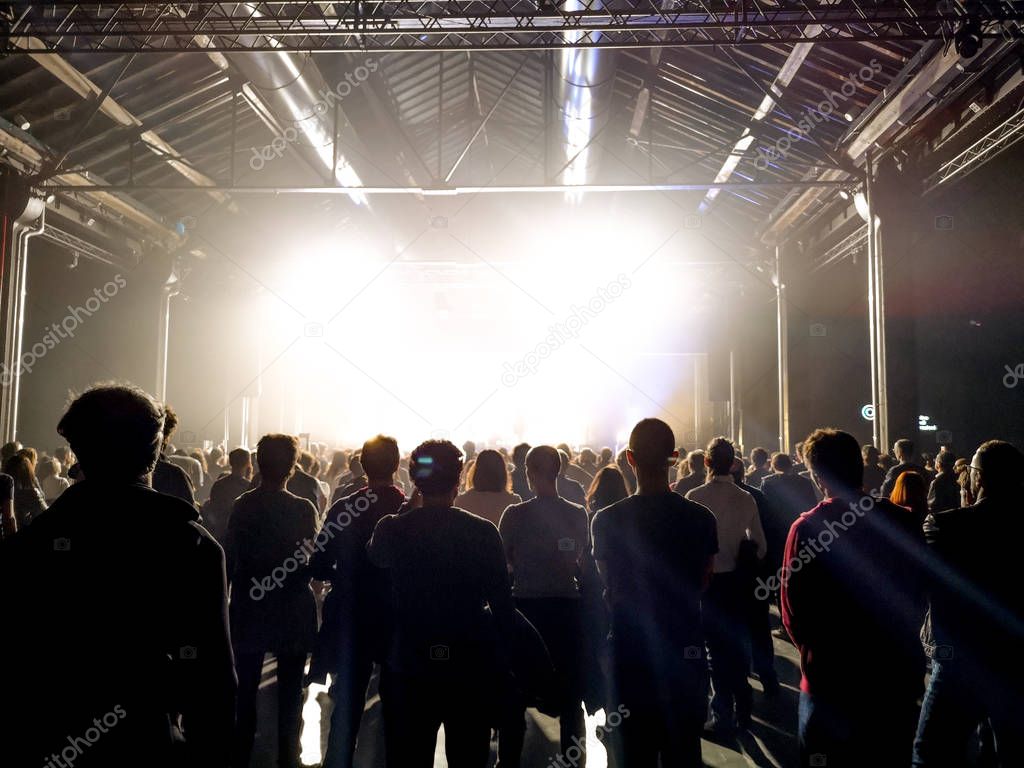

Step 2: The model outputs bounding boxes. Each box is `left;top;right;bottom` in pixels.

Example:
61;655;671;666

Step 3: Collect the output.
860;404;875;421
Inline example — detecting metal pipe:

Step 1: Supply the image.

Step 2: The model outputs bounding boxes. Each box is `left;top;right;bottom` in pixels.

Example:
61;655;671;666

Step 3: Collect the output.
7;200;45;443
155;280;180;403
775;244;790;455
865;152;880;449
875;222;889;453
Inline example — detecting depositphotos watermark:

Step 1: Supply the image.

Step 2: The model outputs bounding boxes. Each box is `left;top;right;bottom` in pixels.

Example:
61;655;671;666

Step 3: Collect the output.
248;490;377;600
249;58;379;172
755;59;882;171
544;704;630;768
501;274;631;386
0;274;126;386
1003;363;1023;388
754;490;881;601
41;705;126;768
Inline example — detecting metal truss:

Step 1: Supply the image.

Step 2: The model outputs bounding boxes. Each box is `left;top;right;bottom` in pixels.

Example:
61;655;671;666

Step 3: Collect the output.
3;1;1023;53
811;221;868;272
925;105;1024;192
38;223;123;267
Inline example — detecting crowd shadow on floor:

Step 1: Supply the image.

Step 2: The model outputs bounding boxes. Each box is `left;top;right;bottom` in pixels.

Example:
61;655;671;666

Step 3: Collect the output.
251;611;801;768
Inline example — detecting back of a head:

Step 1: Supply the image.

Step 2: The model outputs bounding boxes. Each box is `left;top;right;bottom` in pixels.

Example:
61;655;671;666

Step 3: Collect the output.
526;445;561;484
894;438;914;462
410;440;463;496
688;449;706;473
705;436;735;476
298;450;315;473
579;447;596;465
975;440;1024;497
730;457;745;484
37;456;59;482
469;449;508;492
803;428;863;494
862;444;880;463
161;404;178;446
771;451;792;473
588;465;628;508
349;457;364;477
361;434;400;482
557;449;570;475
936;449;955;472
1;441;22;463
751;447;769;468
628;418;676;471
3;454;35;489
891;470;928;509
599;447;613;464
228;447;251;473
57;383;164;484
256;434;300;484
512;442;531;467
557;443;572;460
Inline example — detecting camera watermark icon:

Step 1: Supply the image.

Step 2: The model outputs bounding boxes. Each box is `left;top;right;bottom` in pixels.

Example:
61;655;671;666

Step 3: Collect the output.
1003;363;1023;388
683;645;703;660
430;644;450;661
810;754;827;767
179;646;197;660
54;106;72;122
683;214;702;229
809;322;828;337
430;215;448;229
935;644;955;660
54;537;71;551
935;215;954;230
304;322;324;338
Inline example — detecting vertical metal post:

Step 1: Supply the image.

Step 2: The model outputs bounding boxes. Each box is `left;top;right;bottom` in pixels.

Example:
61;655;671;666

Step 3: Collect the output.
875;223;890;454
437;52;444;181
775;244;790;454
729;347;738;446
230;79;238;186
865;152;881;449
155;283;177;404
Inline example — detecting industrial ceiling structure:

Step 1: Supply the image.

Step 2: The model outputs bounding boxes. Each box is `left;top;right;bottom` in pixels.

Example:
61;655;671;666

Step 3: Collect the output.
2;1;1024;264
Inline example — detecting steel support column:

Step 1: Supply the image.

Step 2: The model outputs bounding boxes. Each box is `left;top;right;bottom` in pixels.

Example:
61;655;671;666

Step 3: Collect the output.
775;244;790;455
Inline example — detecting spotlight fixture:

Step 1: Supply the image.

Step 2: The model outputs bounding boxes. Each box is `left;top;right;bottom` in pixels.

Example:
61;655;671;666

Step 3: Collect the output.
45;193;56;205
86;217;96;227
839;189;851;201
843;106;861;123
954;17;983;59
15;114;30;131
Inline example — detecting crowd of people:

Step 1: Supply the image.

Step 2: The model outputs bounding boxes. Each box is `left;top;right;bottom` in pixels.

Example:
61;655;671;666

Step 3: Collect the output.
1;382;1022;768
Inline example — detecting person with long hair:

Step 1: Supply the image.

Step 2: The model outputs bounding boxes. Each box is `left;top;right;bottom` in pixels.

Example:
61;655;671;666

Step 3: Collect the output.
585;465;629;515
455;448;521;527
889;470;929;524
3;453;47;529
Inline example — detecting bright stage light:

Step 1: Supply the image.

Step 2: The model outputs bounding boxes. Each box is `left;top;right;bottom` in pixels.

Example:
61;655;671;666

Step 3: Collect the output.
247;202;722;450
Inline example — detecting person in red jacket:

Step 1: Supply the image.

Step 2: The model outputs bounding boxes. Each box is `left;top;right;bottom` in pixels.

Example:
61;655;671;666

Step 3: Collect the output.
781;428;928;768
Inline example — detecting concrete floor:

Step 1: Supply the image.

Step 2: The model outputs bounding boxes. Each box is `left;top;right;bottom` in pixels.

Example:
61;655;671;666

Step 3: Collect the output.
250;613;802;768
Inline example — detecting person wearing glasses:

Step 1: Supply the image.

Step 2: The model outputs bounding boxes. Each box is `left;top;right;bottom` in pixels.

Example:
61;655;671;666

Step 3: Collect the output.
914;440;1024;766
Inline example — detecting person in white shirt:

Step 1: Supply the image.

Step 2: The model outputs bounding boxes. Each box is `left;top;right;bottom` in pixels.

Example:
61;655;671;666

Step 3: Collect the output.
37;456;71;503
686;436;766;735
454;449;521;527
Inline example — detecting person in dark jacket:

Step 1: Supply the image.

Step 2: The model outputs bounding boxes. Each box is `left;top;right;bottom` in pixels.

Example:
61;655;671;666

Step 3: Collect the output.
782;429;928;768
152;404;197;506
913;440;1024;766
310;435;406;768
926;449;960;514
3;452;47;528
368;439;517;768
880;438;928;498
201;447;252;544
0;384;236;768
226;434;318;768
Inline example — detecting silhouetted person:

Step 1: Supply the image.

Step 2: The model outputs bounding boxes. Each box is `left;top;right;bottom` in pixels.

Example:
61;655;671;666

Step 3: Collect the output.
455;448;521;527
672;450;706;496
746;447;771;487
759;452;817;594
592;418;717;767
585;465;629;515
0;384;235;768
615;449;636;494
311;435;406;768
226;434;318;768
511;443;533;501
0;471;14;539
861;444;885;496
890;470;929;525
731;457;779;698
152;404;197;506
913;440;1024;767
202;447;252;543
558;443;594;488
926;449;960;513
368;440;516;768
331;456;367;504
499;445;590;767
881;438;927;498
3;452;47;528
687;437;765;734
556;449;587;507
782;428;927;768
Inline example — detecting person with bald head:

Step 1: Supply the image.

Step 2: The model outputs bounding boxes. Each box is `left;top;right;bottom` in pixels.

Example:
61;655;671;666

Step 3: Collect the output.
591;418;718;767
498;445;590;767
